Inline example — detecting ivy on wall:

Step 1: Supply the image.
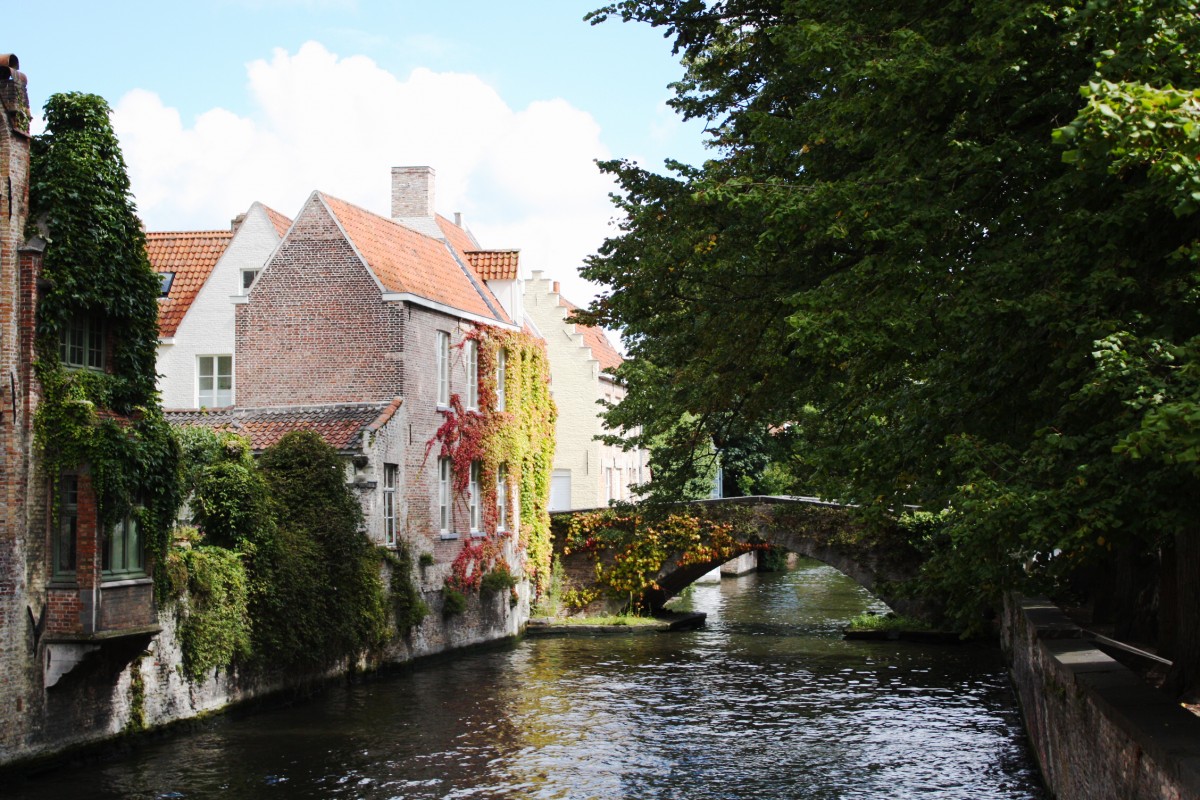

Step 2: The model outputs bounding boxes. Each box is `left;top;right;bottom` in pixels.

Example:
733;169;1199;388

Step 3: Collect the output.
556;506;757;610
427;325;556;594
28;92;180;585
162;529;252;683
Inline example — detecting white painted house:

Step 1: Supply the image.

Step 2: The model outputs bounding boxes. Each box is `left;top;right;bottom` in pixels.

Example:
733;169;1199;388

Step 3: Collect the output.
524;271;649;511
149;202;291;409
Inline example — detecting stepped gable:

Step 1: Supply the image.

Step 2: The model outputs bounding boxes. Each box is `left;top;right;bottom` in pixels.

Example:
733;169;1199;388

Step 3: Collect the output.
558;294;623;373
464;249;520;281
319;193;511;324
146;230;234;337
165;401;400;452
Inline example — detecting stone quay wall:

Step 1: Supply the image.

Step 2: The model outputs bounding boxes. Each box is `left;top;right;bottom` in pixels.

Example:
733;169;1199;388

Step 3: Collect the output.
1002;595;1200;800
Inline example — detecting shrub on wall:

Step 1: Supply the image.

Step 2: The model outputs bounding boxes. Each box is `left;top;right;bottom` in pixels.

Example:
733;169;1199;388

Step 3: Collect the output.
255;430;389;668
172;426;391;676
166;538;252;682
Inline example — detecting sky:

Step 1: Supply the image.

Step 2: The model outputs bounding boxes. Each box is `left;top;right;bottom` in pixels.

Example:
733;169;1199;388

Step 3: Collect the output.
11;0;712;309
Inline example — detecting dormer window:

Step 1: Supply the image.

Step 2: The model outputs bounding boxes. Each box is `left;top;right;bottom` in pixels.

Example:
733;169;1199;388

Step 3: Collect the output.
241;268;261;294
59;314;104;370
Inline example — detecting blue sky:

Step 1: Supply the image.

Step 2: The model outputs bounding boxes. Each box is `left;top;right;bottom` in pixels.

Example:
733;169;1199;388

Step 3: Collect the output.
11;0;710;304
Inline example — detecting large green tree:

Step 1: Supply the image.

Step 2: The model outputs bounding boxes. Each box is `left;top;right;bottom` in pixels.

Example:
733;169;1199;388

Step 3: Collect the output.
581;1;1200;694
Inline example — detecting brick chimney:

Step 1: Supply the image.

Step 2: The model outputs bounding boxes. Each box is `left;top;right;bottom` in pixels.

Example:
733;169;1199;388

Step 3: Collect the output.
391;166;435;218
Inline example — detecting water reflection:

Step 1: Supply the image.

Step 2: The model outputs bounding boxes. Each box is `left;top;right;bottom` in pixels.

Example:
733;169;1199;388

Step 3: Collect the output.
6;559;1045;799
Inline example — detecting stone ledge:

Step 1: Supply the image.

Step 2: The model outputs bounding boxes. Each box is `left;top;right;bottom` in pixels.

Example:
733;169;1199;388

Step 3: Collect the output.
1005;594;1200;800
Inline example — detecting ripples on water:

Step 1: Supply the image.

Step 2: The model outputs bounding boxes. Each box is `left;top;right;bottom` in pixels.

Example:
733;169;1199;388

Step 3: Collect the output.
6;560;1046;799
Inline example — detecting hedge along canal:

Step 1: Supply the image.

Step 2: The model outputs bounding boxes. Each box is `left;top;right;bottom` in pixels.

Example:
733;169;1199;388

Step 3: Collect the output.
5;558;1046;799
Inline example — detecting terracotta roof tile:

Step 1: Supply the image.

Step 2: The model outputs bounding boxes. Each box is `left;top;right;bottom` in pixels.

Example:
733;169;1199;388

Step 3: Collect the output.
165;401;400;452
260;204;293;237
146;230;234;338
319;193;511;324
559;295;624;373
465;250;520;281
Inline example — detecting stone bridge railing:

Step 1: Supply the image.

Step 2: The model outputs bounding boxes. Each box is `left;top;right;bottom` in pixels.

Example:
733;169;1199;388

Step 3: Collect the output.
550;496;928;618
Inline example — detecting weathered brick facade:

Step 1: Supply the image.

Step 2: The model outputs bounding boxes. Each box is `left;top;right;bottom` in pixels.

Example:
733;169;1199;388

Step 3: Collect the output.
0;53;43;761
236;195;403;406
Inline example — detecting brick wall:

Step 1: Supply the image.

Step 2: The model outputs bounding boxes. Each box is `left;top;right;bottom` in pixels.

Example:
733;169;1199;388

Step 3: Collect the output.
399;304;476;563
0;59;41;761
236;195;402;406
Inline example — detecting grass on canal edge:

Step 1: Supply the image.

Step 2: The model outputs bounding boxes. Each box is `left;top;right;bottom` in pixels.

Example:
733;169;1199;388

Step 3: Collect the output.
554;614;662;627
845;612;933;632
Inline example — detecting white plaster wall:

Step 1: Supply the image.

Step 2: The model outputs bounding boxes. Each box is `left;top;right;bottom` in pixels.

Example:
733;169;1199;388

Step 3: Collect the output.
156;203;285;409
485;277;524;326
524;272;649;510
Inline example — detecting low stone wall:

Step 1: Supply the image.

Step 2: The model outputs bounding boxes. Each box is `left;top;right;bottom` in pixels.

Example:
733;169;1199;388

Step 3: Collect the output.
1002;595;1200;800
2;582;528;770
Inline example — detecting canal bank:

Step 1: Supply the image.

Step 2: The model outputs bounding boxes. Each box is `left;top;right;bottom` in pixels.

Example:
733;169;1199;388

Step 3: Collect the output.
1002;594;1200;800
3;559;1048;799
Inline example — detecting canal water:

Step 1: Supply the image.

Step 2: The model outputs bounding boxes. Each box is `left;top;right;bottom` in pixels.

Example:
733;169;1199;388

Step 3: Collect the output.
9;559;1046;799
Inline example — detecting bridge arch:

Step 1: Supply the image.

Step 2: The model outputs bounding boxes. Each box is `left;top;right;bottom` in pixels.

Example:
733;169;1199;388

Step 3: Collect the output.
551;496;927;618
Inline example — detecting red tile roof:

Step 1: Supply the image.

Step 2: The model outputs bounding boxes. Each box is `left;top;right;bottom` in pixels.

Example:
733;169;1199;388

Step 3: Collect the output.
318;193;511;324
165;401;401;452
260;204;293;237
465;250;520;281
558;295;624;373
146;230;234;338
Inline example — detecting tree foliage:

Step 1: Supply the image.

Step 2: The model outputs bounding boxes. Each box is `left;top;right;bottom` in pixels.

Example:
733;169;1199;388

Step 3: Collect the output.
582;1;1200;692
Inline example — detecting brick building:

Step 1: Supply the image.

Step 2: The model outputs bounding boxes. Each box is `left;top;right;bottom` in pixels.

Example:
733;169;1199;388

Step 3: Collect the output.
0;55;171;763
229;168;522;560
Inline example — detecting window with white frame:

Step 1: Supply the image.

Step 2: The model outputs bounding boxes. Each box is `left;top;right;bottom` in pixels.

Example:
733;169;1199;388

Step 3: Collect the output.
383;463;398;546
198;355;233;407
465;339;478;410
436;331;450;407
59;314;104;370
495;347;506;411
103;513;143;579
241;268;261;294
469;461;482;534
438;457;452;534
496;464;508;531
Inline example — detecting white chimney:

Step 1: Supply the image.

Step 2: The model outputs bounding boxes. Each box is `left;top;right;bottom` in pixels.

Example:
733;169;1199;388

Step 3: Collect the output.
391;166;435;218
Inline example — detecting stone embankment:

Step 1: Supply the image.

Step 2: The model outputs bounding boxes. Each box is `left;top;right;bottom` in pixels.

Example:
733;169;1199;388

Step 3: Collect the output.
1003;595;1200;800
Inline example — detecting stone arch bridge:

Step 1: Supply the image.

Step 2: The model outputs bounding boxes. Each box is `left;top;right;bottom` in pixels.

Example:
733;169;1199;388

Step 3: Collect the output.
550;496;929;618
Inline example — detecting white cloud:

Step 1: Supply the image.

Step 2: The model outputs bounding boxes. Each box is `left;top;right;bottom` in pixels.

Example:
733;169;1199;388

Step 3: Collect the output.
111;41;618;304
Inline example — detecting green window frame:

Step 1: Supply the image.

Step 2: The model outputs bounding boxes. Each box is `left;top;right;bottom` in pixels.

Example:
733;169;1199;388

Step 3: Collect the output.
103;513;144;579
59;314;104;370
53;475;79;578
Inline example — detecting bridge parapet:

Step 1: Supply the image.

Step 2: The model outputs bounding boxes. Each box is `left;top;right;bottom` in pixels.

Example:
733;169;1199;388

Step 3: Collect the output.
550;496;929;618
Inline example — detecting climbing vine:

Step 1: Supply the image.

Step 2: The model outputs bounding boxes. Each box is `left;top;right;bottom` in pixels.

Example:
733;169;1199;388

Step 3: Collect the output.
426;325;556;594
163;531;252;682
556;506;760;604
29;92;179;587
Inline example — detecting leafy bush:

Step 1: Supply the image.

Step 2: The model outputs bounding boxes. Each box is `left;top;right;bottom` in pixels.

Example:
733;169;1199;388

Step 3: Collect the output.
252;431;389;668
442;586;467;616
171;544;252;681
